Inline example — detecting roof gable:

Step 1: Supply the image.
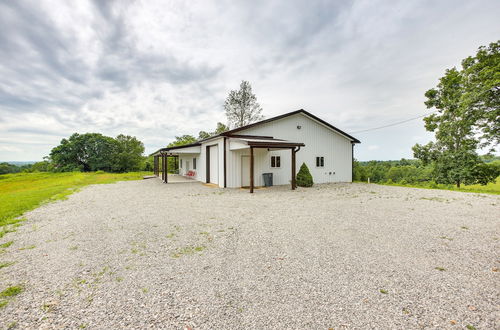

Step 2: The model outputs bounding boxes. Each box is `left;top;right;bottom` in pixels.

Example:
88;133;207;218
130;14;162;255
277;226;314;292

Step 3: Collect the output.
222;109;360;143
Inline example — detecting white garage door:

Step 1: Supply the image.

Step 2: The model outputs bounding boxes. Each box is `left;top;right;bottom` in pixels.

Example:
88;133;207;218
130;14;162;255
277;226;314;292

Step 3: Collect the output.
209;145;218;185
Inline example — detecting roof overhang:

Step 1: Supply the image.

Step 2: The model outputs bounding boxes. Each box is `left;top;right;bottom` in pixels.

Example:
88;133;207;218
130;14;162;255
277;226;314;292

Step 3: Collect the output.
229;136;304;151
149;142;201;156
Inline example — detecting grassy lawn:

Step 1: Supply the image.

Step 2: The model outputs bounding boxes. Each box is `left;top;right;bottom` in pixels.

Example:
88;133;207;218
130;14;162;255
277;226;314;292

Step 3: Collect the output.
377;177;500;195
0;171;149;237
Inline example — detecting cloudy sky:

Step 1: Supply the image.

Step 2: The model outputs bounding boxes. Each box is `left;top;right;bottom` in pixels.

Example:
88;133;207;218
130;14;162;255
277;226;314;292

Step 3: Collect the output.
1;0;499;162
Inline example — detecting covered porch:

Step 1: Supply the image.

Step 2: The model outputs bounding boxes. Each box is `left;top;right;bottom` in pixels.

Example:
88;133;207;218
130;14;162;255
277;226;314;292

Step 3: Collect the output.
227;135;304;193
152;142;201;184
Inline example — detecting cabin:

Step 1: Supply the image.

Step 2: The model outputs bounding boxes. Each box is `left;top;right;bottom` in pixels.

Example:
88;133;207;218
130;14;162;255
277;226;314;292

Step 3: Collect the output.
151;109;360;192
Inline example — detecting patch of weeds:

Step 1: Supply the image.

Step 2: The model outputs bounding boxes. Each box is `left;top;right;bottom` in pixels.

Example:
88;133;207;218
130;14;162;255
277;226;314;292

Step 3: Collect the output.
78;324;87;329
174;225;181;231
0;285;23;297
76;279;87;285
0;228;16;239
96;266;110;277
217;229;225;232
369;191;377;194
461;226;469;230
402;307;410;315
171;245;206;258
199;231;209;236
19;245;35;250
379;289;388;294
0;241;14;248
131;248;139;254
7;321;17;329
116;277;124;282
466;325;476;330
438;236;453;241
0;300;7;308
41;302;56;312
141;287;149;293
435;267;446;271
69;245;78;251
166;233;175;239
0;261;15;269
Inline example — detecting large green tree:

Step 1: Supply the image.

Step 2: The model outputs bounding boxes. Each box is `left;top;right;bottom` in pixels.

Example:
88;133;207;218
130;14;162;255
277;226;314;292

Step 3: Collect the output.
413;41;500;187
224;80;263;128
112;134;145;172
49;133;145;172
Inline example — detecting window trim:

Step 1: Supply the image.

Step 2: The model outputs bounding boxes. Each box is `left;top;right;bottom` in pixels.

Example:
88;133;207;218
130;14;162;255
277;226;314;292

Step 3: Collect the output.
193;157;197;170
271;155;281;168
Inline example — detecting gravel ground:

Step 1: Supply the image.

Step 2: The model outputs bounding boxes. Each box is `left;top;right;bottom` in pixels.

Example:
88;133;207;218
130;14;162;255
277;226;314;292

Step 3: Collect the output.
0;179;499;329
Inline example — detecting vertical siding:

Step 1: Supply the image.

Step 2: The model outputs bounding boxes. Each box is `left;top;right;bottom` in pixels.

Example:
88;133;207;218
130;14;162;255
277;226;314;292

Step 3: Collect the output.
199;137;225;187
231;113;353;185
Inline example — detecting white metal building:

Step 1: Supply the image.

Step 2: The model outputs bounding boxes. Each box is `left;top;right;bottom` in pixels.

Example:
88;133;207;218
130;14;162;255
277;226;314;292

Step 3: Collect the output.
151;109;361;192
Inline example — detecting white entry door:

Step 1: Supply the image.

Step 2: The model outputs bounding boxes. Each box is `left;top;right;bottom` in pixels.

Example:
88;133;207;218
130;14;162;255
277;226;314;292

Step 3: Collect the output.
241;155;250;187
209;145;218;184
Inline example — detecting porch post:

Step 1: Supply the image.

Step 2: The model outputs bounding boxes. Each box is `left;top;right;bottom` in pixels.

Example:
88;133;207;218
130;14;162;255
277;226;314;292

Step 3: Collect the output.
163;154;166;182
250;146;254;193
291;147;296;190
165;155;168;183
154;156;157;176
156;156;159;176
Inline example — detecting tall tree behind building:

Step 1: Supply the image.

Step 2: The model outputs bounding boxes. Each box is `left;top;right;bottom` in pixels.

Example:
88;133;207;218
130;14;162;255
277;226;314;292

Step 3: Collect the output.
224;80;263;128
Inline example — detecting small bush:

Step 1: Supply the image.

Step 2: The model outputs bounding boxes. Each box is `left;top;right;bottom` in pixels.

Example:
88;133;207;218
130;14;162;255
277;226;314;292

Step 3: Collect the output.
296;163;313;187
399;179;408;185
95;170;105;174
385;179;394;184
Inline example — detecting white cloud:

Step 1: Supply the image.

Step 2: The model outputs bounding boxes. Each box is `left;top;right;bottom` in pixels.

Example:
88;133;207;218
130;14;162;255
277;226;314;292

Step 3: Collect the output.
0;0;499;161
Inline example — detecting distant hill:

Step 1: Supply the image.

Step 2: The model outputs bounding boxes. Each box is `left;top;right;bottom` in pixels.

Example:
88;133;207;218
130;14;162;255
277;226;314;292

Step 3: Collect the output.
1;161;38;166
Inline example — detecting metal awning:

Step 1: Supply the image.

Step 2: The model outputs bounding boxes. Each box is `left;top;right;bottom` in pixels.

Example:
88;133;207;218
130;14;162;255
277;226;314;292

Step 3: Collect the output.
229;136;304;150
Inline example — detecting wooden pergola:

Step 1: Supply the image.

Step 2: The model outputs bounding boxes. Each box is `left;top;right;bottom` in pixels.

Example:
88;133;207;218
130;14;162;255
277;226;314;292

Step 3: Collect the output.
246;141;304;193
153;152;179;183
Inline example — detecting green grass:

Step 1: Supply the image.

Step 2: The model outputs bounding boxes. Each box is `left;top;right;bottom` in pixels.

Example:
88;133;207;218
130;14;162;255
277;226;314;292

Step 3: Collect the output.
0;285;23;297
373;176;500;195
0;172;148;236
171;245;206;258
0;262;15;269
0;241;13;248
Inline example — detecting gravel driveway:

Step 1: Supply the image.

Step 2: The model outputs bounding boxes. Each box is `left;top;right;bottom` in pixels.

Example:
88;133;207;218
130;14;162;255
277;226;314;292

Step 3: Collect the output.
1;179;498;329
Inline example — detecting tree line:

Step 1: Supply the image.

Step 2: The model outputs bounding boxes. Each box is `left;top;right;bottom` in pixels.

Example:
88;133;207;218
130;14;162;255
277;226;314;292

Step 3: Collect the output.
353;156;499;186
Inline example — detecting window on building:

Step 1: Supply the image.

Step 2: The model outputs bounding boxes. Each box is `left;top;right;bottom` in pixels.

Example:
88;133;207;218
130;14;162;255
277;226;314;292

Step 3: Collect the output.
180;159;183;168
271;156;281;168
193;157;197;170
316;156;324;167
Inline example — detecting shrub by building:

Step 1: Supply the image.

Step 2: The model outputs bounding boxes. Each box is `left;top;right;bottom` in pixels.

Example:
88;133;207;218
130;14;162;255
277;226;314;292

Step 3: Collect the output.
296;162;314;187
